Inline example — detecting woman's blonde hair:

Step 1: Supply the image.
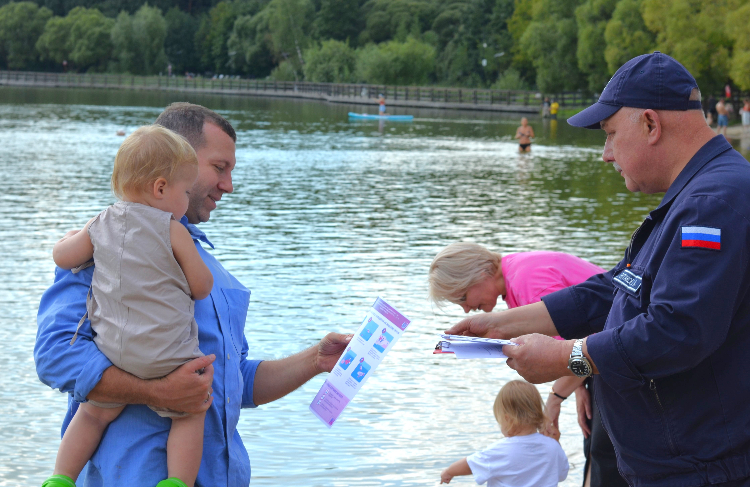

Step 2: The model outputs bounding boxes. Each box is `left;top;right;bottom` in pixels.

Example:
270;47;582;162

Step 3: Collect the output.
111;125;198;200
493;380;546;435
428;242;502;307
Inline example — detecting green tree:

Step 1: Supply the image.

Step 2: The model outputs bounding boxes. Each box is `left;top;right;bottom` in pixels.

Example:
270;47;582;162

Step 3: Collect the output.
355;37;435;85
487;0;516;74
429;0;516;87
603;0;654;75
35;13;68;64
506;0;535;85
492;66;529;89
111;3;167;74
642;0;733;94
36;7;114;72
726;0;750;90
227;10;275;77
313;0;362;43
196;1;238;73
359;0;435;44
269;58;298;80
165;7;200;74
431;4;464;49
303;39;356;82
267;0;314;79
575;0;616;92
519;0;585;92
436;38;481;86
0;1;52;69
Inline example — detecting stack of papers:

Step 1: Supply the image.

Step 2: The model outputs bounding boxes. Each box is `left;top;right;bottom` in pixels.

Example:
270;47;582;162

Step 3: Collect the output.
434;334;518;359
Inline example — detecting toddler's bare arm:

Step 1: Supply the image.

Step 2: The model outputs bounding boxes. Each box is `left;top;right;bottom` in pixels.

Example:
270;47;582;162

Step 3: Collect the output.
52;217;96;269
170;220;214;300
440;457;471;484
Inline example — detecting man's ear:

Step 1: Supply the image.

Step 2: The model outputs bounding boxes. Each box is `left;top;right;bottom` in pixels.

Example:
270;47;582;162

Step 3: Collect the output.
643;109;662;145
152;177;168;199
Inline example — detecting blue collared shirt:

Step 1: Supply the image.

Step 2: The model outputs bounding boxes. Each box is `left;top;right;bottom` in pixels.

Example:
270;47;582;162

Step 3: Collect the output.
35;217;262;487
543;136;750;486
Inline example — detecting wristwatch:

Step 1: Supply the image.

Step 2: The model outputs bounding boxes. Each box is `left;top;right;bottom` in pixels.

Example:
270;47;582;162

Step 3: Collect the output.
568;339;593;378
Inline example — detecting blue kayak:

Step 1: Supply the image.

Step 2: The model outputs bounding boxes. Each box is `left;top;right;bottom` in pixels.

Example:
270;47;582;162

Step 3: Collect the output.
348;112;414;121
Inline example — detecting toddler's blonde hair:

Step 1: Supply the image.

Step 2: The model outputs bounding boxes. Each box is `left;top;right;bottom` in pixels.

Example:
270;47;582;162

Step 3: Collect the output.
111;125;198;200
428;242;502;308
493;380;546;435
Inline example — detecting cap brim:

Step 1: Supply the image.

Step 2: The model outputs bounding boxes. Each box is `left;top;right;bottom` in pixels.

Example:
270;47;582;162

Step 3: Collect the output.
567;103;622;129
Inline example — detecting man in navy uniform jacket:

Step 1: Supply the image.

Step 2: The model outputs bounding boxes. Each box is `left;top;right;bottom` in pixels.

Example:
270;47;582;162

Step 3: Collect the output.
446;52;750;487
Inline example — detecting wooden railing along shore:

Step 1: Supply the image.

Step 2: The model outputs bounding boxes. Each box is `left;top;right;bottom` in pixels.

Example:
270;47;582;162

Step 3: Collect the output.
0;70;599;113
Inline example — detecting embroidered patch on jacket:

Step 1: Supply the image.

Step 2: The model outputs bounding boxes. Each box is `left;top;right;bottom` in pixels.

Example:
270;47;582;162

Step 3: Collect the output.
613;269;643;295
681;226;721;250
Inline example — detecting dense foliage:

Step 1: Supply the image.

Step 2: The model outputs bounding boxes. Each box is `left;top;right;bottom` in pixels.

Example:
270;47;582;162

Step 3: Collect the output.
1;0;749;93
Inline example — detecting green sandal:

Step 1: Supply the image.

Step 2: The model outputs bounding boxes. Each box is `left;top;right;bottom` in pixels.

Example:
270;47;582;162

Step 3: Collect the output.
41;475;76;487
155;478;189;487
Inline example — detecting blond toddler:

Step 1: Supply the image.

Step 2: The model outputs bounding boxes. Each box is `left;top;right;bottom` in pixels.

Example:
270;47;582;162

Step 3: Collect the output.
43;125;214;487
440;380;569;486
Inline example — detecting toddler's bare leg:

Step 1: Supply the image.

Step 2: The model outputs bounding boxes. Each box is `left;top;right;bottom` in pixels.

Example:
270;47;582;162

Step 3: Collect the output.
54;403;125;479
166;411;206;487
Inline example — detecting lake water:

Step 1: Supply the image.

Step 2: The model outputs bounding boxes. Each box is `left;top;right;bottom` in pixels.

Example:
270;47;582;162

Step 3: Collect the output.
1;87;746;486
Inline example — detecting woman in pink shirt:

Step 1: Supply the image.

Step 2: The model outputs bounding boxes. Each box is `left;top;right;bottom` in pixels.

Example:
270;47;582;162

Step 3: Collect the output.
428;242;603;313
429;242;627;487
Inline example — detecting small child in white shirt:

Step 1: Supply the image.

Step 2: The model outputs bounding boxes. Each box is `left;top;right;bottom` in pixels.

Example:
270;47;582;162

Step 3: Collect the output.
440;380;569;487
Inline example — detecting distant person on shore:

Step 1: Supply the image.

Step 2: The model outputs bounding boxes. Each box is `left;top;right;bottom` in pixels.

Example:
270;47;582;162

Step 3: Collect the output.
542;97;551;117
379;94;386;116
707;95;718;126
42;125;213;487
549;100;559;120
439;380;569;486
429;243;626;486
716;98;729;136
741;98;750;132
515;117;535;152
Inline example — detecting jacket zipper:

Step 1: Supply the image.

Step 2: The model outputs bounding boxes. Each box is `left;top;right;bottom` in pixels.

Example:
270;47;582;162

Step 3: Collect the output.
650;379;679;456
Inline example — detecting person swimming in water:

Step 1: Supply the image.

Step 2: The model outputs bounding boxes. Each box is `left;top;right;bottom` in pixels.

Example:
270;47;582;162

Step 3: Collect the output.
515;117;535;152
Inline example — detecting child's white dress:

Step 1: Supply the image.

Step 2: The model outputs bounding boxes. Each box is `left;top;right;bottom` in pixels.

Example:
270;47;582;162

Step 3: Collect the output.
467;433;569;487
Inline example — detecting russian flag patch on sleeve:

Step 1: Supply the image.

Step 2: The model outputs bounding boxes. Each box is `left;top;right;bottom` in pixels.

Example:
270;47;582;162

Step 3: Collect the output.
681;226;721;250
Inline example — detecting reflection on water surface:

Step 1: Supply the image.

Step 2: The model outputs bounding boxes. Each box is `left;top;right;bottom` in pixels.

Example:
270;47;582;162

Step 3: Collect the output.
1;87;673;486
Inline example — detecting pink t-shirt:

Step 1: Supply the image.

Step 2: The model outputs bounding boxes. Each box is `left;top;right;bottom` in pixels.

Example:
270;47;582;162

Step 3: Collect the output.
501;251;605;309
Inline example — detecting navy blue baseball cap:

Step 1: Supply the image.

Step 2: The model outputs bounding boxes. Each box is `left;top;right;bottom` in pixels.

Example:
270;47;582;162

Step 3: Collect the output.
568;52;703;129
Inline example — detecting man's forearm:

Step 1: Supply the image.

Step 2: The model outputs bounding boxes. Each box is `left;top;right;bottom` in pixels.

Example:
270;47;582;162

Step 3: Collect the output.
86;365;156;405
253;346;318;406
87;355;216;414
551;375;585;398
507;301;559;337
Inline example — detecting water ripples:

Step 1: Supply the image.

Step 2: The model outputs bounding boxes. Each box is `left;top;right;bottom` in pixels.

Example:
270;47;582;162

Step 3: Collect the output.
0;89;663;486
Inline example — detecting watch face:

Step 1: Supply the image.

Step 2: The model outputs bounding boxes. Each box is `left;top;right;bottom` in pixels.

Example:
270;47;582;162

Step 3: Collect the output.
570;358;592;377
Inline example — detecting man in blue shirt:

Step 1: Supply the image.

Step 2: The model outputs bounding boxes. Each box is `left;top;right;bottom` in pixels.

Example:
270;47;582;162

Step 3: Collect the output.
35;103;352;486
446;53;750;486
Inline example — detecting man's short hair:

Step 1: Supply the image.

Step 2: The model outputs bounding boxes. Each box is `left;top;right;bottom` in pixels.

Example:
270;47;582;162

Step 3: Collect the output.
155;102;236;150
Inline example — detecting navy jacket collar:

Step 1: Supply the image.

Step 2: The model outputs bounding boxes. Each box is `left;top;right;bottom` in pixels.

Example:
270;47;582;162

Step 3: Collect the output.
650;135;733;220
180;215;215;249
